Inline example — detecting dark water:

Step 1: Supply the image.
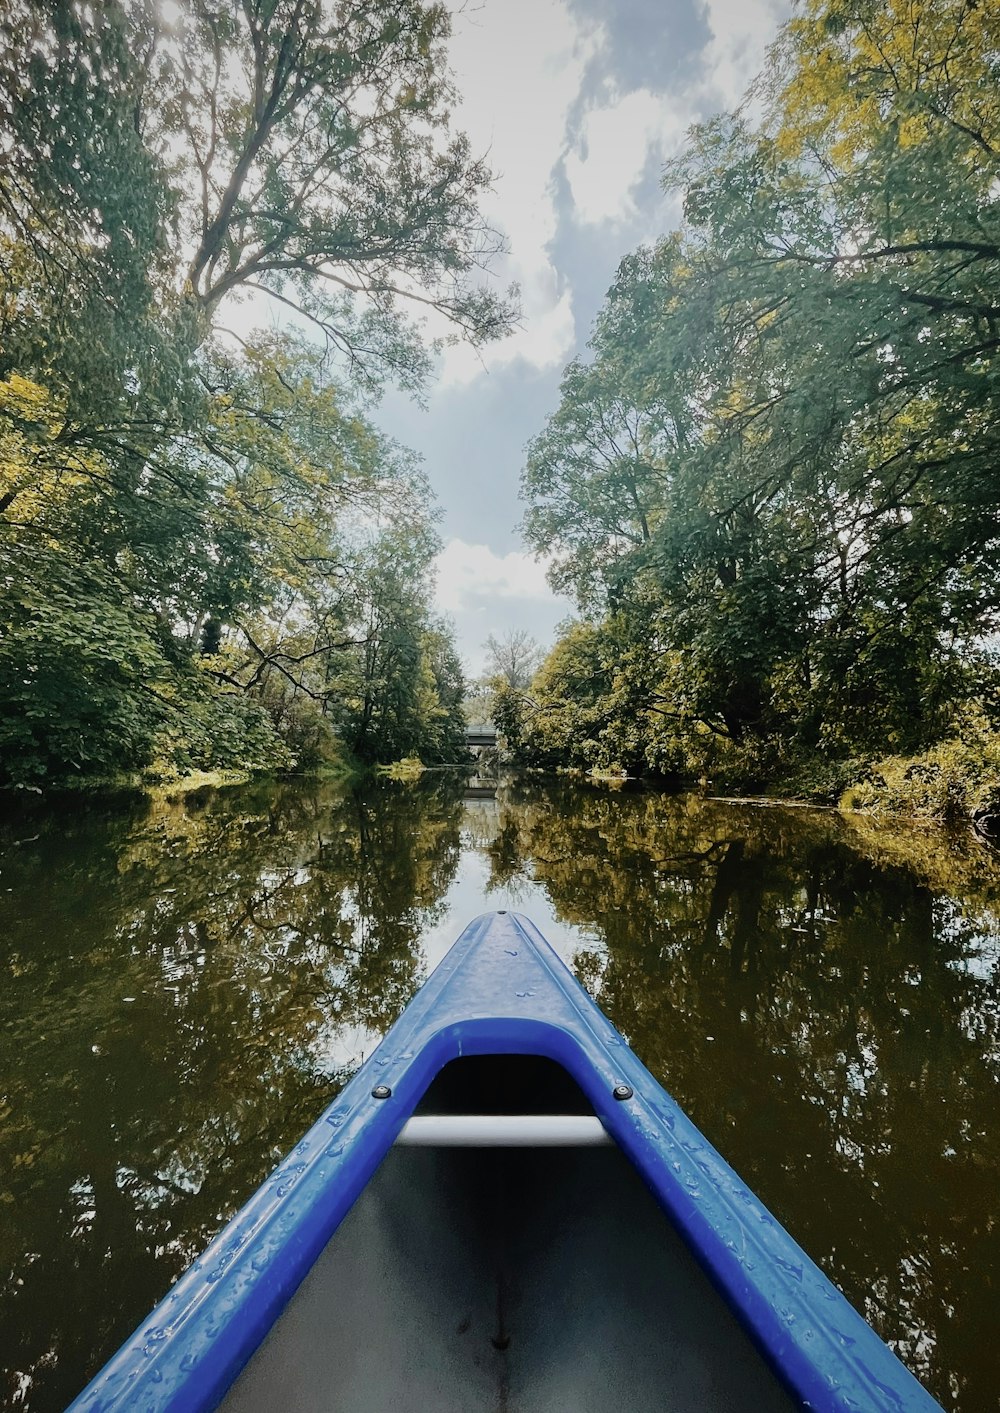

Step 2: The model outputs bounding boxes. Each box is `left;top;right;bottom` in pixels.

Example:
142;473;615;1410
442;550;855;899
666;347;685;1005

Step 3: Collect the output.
1;774;998;1411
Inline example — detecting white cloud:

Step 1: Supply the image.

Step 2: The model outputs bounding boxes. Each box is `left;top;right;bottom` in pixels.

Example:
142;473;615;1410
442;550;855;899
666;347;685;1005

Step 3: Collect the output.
433;538;573;673
699;0;790;112
448;0;591;261
430;0;596;387
560;2;790;230
564;88;685;225
435;539;553;614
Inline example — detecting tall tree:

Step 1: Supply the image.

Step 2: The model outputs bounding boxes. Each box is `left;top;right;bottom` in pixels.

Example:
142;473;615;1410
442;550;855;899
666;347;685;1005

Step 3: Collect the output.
329;519;464;764
484;628;545;691
140;0;516;380
522;0;1000;767
0;0;178;420
0;0;511;784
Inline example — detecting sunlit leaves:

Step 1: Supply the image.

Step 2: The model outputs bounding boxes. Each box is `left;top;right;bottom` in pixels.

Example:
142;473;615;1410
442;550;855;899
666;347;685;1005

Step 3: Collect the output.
0;1;500;785
520;0;1000;769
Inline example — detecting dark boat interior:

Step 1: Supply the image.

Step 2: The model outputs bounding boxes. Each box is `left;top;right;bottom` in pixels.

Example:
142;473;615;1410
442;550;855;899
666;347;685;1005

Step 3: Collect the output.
221;1056;797;1412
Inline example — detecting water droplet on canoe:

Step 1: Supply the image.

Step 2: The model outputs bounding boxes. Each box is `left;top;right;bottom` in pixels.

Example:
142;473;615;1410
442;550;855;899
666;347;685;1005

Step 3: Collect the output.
504;949;518;956
514;990;535;998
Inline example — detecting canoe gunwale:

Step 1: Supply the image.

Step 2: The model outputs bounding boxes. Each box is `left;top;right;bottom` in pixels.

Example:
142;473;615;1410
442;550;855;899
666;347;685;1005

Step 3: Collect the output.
69;911;941;1413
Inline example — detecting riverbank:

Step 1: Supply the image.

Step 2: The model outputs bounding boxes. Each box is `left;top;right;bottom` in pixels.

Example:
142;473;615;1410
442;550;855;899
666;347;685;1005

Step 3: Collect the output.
6;727;1000;852
513;728;1000;848
0;752;371;806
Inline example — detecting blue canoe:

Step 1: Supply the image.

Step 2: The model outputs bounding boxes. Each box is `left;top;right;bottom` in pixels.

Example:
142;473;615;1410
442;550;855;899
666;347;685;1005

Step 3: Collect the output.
71;912;941;1412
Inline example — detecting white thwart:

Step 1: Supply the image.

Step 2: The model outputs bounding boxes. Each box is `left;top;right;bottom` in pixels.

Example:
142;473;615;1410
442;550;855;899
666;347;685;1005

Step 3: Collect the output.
395;1114;612;1147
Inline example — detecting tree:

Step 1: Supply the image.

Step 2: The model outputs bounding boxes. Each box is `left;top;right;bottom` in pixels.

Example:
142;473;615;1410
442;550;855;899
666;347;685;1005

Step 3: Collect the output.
0;1;180;422
2;0;516;381
0;0;507;783
521;278;682;613
484;629;545;691
142;0;515;380
312;518;466;765
521;0;1000;769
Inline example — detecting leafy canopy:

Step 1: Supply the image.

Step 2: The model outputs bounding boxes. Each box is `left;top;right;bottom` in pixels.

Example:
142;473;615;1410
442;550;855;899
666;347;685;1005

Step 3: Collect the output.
0;0;510;784
521;0;1000;771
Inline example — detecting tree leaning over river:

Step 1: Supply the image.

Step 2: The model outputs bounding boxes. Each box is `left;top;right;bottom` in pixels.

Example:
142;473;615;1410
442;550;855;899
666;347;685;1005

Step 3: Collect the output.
520;0;1000;795
0;0;514;786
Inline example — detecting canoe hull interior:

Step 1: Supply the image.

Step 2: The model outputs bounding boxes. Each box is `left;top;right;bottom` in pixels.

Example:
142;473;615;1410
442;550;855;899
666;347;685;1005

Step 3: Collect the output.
70;913;941;1413
221;1057;795;1413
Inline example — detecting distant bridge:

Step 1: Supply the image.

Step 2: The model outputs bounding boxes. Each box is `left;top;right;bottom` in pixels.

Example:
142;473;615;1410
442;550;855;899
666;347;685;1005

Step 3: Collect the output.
465;723;497;750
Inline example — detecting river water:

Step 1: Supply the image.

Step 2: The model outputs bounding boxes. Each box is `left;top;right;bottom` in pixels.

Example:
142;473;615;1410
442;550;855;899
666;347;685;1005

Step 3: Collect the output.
1;773;998;1410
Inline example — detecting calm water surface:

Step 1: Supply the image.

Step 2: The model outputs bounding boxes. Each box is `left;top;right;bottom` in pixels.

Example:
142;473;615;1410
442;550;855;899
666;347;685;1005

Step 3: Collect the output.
1;774;999;1410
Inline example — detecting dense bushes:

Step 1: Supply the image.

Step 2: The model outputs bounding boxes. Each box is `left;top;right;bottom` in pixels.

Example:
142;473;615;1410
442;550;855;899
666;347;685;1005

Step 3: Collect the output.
841;724;1000;829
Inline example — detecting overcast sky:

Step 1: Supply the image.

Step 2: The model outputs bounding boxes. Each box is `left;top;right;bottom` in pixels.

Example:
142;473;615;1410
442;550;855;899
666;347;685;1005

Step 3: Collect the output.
375;0;790;676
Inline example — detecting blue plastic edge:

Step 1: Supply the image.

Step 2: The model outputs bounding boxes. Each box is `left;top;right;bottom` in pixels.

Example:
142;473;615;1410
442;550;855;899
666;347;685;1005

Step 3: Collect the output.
69;911;943;1413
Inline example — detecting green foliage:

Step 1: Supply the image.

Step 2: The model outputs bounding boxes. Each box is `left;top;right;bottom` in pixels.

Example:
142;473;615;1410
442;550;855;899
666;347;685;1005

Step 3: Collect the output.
158;686;293;781
840;719;1000;826
0;1;498;787
323;523;469;766
0;548;173;785
0;0;179;420
520;0;1000;788
517;623;619;771
490;682;527;758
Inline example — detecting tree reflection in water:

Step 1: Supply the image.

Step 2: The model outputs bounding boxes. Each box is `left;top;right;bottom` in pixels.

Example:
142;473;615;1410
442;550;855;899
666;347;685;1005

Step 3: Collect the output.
1;773;998;1409
0;776;463;1412
479;778;1000;1410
